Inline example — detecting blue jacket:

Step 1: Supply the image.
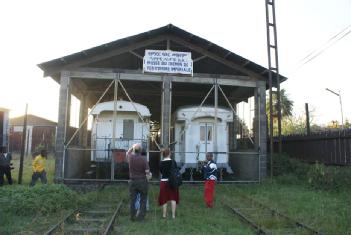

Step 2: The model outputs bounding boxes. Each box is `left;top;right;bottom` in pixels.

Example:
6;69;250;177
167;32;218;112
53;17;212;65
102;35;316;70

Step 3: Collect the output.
202;160;218;180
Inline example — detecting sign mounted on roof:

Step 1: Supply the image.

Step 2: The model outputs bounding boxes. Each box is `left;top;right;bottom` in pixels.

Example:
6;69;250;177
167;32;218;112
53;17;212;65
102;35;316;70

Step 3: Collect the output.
143;50;193;76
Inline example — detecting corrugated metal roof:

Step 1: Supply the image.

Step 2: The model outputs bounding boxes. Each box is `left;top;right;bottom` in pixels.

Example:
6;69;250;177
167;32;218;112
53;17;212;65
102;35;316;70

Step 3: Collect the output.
38;24;287;85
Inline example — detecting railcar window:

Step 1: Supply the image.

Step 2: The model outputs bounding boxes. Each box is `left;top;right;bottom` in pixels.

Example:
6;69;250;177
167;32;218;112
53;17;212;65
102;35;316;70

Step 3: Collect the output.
207;126;212;141
123;119;134;139
200;126;206;141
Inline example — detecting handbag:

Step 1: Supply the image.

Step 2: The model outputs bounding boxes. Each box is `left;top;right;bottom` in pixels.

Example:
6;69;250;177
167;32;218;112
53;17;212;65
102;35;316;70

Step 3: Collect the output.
169;160;182;189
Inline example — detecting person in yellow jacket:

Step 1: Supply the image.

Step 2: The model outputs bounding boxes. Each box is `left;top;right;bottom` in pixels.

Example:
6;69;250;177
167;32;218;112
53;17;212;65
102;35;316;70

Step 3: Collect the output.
30;149;48;186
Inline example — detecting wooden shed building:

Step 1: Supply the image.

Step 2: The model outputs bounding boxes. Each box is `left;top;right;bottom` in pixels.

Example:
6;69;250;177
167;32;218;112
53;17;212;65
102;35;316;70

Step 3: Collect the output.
38;24;286;183
9;114;57;154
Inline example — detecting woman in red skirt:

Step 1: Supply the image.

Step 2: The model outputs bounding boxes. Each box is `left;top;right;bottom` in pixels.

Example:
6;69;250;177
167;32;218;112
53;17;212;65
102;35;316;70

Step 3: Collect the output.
158;148;180;219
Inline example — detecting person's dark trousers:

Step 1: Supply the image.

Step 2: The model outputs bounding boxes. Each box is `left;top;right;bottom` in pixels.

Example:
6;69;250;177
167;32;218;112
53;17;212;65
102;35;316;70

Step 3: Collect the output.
129;179;148;221
0;166;4;186
30;171;48;187
3;166;12;185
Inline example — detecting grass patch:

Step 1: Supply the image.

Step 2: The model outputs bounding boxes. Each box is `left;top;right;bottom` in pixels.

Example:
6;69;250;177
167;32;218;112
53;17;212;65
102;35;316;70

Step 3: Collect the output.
0;184;82;215
229;182;351;235
0;184;98;235
114;184;252;235
2;154;351;234
1;183;351;234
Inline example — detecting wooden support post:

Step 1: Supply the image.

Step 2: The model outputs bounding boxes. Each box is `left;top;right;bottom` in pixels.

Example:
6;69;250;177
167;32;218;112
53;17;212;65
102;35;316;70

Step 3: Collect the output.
254;89;259;151
78;93;89;147
18;103;28;184
111;78;119;180
258;83;267;180
232;106;238;151
55;71;71;182
161;77;171;147
305;103;311;135
214;80;218;160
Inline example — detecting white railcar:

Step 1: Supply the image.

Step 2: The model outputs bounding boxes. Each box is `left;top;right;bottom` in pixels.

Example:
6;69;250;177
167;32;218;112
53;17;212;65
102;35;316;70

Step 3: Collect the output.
172;106;234;174
90;101;151;161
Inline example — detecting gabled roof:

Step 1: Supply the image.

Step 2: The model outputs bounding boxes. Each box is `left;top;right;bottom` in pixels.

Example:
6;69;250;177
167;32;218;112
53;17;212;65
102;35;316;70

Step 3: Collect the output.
91;100;151;117
38;24;287;86
10;114;57;127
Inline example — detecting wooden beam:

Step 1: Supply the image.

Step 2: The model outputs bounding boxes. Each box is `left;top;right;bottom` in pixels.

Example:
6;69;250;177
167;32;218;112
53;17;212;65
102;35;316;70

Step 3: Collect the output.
85;88;221;98
129;50;143;60
69;69;257;87
242;61;251;67
224;52;232;58
193;55;207;63
69;67;252;80
169;36;265;80
170;76;257;87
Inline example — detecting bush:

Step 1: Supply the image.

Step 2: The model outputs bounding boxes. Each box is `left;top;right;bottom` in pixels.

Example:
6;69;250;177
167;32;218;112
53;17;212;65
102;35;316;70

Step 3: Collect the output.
307;163;351;191
268;154;351;191
0;184;83;215
269;154;310;179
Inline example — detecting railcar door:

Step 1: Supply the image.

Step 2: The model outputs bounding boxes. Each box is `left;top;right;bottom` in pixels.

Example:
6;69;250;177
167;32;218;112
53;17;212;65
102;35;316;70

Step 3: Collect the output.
199;122;213;161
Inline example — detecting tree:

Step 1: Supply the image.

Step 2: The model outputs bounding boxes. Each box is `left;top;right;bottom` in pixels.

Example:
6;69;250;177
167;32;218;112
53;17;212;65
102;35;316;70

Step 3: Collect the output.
281;115;306;135
327;120;340;129
266;88;294;118
266;89;294;135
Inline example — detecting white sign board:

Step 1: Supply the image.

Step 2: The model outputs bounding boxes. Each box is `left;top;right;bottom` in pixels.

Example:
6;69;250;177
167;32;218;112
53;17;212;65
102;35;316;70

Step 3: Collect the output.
143;50;193;76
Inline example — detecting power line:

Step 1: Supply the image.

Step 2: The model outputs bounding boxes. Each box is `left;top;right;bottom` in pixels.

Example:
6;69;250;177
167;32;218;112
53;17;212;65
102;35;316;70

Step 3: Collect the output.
297;24;351;69
300;28;351;67
299;24;351;63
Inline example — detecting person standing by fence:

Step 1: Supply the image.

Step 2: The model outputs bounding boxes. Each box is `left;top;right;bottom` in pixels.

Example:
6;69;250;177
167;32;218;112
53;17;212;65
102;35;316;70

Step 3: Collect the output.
0;146;13;186
158;148;180;219
127;143;152;222
30;149;48;186
202;152;218;208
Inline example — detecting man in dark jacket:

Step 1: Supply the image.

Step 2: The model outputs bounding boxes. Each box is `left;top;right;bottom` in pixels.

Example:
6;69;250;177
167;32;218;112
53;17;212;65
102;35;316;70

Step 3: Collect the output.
127;143;151;221
0;146;13;186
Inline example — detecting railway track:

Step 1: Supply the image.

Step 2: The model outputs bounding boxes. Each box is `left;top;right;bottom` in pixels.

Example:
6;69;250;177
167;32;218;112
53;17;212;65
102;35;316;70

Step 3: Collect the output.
44;199;125;235
223;193;322;235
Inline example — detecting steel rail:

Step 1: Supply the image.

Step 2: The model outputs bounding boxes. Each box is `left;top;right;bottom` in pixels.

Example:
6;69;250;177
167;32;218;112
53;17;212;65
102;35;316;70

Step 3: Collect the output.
43;210;76;235
238;194;322;235
225;203;267;235
224;192;322;235
103;200;125;235
44;198;125;235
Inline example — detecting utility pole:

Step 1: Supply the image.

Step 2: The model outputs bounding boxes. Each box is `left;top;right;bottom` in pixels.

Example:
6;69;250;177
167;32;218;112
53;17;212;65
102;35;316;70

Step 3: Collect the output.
326;88;344;130
305;103;311;135
265;0;282;180
18;103;28;184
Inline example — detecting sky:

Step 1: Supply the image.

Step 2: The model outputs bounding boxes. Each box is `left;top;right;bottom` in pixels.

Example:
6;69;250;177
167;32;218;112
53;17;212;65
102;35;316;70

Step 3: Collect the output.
0;0;350;127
